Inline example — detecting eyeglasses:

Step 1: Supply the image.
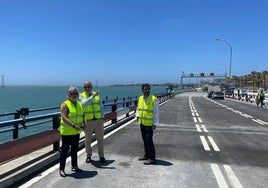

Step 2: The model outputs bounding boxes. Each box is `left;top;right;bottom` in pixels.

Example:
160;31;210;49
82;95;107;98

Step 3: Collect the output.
84;86;92;89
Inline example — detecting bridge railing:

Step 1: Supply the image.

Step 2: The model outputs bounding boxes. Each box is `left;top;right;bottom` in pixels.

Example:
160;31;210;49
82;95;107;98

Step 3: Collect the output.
0;93;172;164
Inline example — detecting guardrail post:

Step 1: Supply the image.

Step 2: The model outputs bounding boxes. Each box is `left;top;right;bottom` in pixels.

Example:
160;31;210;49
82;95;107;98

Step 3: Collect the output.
126;97;130;117
13;110;20;139
111;100;117;124
123;98;125;108
52;116;60;151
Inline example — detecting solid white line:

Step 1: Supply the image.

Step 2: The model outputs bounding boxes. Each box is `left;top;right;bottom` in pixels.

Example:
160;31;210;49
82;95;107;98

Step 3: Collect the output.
241;113;253;118
232;110;242;114
256;119;268;125
208;136;220;151
224;165;243;188
200;136;210;151
210;163;228;188
252;119;265;125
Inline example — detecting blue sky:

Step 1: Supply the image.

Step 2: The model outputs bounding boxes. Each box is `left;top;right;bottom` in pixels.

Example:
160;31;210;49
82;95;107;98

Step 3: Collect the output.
0;0;267;86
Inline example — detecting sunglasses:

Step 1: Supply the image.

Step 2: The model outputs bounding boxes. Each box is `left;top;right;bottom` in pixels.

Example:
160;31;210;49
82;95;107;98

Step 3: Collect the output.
69;92;78;96
84;86;92;89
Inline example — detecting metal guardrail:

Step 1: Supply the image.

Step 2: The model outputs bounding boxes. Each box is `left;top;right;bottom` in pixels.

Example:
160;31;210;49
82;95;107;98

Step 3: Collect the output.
0;93;172;141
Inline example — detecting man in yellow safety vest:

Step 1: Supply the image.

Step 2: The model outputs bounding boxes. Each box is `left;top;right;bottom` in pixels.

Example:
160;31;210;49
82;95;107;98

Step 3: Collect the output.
136;83;159;165
79;81;106;163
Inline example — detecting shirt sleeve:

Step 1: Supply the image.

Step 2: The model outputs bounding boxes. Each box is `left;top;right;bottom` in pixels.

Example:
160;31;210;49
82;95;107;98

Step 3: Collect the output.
78;95;94;106
153;99;159;126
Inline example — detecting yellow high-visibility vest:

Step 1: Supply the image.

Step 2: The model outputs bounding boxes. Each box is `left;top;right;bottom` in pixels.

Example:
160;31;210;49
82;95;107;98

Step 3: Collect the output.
60;100;83;135
80;91;102;120
137;95;156;126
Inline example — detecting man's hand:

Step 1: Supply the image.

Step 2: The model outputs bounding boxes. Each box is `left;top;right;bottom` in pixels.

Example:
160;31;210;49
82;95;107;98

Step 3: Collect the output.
93;91;99;97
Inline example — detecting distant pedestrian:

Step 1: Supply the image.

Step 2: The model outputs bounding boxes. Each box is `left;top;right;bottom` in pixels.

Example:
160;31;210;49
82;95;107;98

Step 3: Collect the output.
136;83;159;165
171;89;175;99
256;89;265;107
79;81;106;163
59;87;85;177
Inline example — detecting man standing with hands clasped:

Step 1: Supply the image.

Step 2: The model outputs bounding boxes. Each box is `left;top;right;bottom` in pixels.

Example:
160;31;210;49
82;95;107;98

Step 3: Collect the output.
79;81;106;163
136;83;159;165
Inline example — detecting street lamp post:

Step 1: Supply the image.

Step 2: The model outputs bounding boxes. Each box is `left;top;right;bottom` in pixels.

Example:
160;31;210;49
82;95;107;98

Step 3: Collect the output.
219;63;227;77
215;38;232;81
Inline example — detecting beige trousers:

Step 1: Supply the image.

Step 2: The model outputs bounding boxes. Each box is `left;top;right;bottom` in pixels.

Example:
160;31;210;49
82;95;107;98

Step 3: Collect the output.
84;119;104;158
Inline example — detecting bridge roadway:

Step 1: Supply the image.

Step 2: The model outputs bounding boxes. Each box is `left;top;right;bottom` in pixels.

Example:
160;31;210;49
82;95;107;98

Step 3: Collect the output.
13;92;268;187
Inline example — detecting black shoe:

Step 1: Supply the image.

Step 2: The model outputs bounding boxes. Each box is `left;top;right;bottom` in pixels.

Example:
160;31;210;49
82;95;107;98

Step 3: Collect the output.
59;170;66;177
86;157;91;163
138;157;148;161
99;157;106;163
143;159;156;165
71;167;83;172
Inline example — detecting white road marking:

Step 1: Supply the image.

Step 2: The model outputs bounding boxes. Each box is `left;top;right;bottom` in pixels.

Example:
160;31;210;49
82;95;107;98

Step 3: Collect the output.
255;119;268;125
200;124;208;132
252;119;265;125
200;136;210;151
224;165;243;188
211;163;229;188
208;136;220;151
196;124;201;132
240;113;252;118
205;95;267;127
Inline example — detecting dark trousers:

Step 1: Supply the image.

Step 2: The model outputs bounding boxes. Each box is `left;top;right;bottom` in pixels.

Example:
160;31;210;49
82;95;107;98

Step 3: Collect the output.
60;134;80;171
140;124;155;160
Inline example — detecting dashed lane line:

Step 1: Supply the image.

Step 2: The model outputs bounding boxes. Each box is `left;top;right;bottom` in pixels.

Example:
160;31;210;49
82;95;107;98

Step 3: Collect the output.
223;165;244;188
200;136;210;151
211;163;229;188
196;124;208;133
191;94;244;188
199;135;220;152
211;163;244;188
208;136;220;151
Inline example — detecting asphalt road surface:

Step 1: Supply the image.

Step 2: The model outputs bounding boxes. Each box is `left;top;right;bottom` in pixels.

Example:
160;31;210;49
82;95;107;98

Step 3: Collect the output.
19;92;268;188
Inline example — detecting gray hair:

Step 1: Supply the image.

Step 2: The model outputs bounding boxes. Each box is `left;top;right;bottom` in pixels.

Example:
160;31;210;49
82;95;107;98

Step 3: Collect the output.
68;86;79;96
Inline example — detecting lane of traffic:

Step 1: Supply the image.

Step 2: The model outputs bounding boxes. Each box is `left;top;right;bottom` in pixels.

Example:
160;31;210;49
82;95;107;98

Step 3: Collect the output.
189;94;244;188
191;92;268;188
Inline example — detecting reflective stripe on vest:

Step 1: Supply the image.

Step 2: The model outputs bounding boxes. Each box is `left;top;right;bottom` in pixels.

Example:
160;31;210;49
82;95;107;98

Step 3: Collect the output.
80;91;102;120
137;95;156;126
60;100;83;135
